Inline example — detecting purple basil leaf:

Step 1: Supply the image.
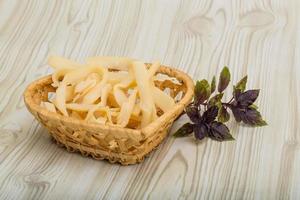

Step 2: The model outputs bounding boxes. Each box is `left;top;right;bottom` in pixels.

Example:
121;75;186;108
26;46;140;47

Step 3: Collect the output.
230;106;243;122
193;123;209;140
218;106;230;123
233;89;242;100
202;106;218;123
211;76;216;93
236;89;260;106
173;123;194;137
230;106;267;126
240;107;267;126
218;67;231;93
194;80;211;105
209;122;234;141
186;104;200;123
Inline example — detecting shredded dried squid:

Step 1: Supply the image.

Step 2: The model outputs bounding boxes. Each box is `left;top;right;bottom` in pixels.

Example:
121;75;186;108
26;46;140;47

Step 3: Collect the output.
40;56;176;128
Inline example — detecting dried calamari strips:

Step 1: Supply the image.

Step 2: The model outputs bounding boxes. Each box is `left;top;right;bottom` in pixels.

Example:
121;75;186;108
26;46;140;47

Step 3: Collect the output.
54;84;68;116
82;82;104;104
41;101;56;113
107;71;128;85
132;104;141;116
75;79;97;94
87;56;134;71
66;103;95;112
117;89;137;127
113;78;133;107
82;71;108;104
48;55;82;69
132;61;156;127
65;86;74;102
62;66;105;85
73;80;97;103
152;86;175;113
148;61;160;77
51;68;72;87
43;56;176;128
99;84;112;107
86;106;112;124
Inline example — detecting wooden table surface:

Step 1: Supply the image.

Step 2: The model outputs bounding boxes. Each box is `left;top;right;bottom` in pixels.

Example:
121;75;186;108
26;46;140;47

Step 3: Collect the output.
0;0;299;199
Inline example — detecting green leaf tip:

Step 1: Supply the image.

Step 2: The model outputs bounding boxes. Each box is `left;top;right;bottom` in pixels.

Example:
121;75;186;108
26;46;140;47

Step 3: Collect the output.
218;66;231;93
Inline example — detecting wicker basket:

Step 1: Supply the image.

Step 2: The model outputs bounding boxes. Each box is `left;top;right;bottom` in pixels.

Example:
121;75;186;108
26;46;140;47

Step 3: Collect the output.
23;64;194;165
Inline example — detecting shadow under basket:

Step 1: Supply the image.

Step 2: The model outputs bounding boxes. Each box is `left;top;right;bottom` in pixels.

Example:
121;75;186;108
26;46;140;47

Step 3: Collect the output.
24;65;194;165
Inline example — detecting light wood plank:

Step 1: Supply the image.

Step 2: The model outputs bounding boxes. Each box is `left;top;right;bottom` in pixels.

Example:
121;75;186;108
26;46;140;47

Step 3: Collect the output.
0;0;299;199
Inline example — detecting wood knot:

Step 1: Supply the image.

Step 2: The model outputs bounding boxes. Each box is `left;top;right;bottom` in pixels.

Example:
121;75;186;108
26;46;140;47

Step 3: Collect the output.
182;16;214;36
239;11;274;28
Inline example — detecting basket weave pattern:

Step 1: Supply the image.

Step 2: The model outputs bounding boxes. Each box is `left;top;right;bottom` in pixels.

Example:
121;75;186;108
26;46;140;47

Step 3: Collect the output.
24;65;194;165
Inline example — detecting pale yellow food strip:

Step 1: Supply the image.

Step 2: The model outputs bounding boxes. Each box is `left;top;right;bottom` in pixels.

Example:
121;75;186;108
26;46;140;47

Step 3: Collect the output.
82;82;104;104
41;101;56;113
86;73;101;82
152;86;175;113
87;56;134;71
117;89;137;127
65;86;74;102
147;62;175;113
113;78;133;106
132;103;141;116
75;79;97;94
51;68;72;87
99;84;112;107
107;71;128;85
62;66;105;86
132;61;156;127
72;80;97;103
82;71;108;104
66;103;95;112
54;83;68;116
47;56;176;128
48;55;82;69
86;106;112;124
148;61;160;77
113;87;127;107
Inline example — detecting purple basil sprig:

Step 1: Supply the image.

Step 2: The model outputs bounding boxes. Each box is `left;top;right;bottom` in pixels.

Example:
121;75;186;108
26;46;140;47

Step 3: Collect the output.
173;66;267;141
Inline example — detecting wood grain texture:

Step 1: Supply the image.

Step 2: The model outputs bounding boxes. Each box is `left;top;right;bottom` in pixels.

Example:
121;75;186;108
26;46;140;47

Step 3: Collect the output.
0;0;299;199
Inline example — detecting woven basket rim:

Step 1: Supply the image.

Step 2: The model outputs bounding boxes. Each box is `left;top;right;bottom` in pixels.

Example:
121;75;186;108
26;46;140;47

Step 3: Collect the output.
23;65;194;139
